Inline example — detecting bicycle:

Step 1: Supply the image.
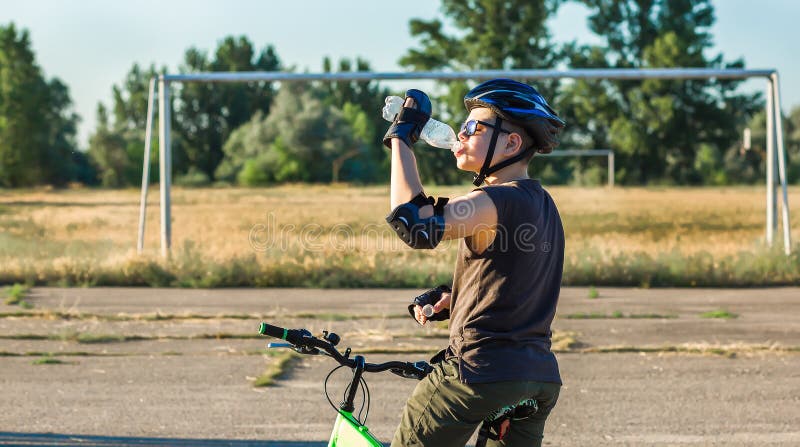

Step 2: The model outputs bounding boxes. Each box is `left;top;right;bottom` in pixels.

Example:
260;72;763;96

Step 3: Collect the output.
258;321;540;447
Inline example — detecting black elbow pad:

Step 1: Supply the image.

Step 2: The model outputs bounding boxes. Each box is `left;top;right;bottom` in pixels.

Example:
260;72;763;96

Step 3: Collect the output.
386;193;448;249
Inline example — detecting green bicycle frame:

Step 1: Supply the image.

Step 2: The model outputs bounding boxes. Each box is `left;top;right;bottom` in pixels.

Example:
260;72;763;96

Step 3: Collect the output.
328;410;382;447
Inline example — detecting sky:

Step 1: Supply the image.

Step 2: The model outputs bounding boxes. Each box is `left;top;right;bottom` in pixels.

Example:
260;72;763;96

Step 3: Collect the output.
1;0;798;148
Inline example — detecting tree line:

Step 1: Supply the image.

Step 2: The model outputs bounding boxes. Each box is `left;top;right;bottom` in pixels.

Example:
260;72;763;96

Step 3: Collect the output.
1;0;799;188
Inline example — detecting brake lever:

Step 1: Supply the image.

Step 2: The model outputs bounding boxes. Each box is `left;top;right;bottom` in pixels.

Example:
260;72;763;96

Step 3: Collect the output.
267;342;316;355
296;345;321;355
390;368;414;379
390;368;426;380
266;341;319;356
391;361;433;380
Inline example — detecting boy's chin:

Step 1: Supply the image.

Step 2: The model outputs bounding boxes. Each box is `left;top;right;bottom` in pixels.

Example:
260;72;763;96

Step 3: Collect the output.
454;160;471;171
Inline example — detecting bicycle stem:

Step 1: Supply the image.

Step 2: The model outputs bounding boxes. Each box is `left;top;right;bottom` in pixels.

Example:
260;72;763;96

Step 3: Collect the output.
340;355;366;413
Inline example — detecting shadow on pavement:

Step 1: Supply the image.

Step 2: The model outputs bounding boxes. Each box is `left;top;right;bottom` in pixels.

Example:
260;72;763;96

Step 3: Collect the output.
0;432;343;447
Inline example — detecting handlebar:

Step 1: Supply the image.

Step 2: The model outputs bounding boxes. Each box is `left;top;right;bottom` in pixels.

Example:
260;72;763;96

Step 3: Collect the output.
258;322;432;380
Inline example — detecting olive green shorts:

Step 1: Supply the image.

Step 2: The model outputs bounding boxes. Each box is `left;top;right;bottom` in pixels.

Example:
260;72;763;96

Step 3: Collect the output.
390;357;560;447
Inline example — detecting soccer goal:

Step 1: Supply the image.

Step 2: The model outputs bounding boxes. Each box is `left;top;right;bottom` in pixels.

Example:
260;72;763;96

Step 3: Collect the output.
137;68;792;256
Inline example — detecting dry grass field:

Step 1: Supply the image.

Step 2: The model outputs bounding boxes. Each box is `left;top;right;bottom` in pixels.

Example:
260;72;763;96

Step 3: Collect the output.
1;184;798;287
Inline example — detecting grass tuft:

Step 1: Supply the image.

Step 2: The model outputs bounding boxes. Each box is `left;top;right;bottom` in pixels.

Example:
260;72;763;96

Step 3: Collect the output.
292;312;360;321
628;313;678;319
32;356;70;365
74;333;128;344
699;309;738;319
252;350;300;387
588;286;599;299
552;331;582;351
4;283;31;307
578;342;785;357
564;312;608;319
564;312;677;319
434;321;450;330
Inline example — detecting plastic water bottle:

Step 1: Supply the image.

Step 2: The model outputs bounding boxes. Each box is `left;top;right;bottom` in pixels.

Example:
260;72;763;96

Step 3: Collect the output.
382;96;458;149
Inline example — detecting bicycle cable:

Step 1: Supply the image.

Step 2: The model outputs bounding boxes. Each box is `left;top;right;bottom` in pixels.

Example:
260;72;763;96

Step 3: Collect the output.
359;375;371;426
324;365;346;415
356;376;366;423
324;364;371;426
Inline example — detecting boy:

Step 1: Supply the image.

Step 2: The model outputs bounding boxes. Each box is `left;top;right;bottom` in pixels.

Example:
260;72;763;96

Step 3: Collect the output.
383;79;566;447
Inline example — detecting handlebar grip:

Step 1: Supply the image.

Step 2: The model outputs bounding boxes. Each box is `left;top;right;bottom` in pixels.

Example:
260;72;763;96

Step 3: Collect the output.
259;322;308;346
258;322;288;340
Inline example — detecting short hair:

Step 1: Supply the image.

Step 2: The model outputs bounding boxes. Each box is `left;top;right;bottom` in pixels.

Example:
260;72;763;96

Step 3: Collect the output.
503;119;536;163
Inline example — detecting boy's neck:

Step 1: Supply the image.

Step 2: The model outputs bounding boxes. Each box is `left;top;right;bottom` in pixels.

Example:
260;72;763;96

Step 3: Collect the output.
483;163;529;185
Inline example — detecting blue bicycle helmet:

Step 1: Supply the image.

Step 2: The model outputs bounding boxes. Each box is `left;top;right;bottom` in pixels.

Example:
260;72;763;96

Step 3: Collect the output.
464;79;565;185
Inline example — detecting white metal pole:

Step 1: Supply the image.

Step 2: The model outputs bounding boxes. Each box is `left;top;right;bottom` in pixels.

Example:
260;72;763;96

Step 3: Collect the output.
771;73;793;254
158;78;172;258
608;152;615;188
765;80;775;246
162;68;776;83
137;78;156;254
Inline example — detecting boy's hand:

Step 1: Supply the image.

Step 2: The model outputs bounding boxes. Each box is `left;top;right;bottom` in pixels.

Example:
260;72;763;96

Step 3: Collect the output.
415;292;451;326
383;89;432;149
408;284;451;325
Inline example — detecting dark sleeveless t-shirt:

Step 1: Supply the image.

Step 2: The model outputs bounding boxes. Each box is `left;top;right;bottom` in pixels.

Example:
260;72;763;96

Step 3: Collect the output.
446;179;564;384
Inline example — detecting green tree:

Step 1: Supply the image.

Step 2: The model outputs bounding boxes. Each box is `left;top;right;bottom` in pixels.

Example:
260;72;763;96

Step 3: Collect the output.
559;0;761;184
321;56;387;182
88;104;133;187
88;63;163;187
399;0;563;184
400;0;561;73
331;102;375;183
725;106;800;185
788;106;800;183
0;23;79;187
175;36;281;182
216;84;364;185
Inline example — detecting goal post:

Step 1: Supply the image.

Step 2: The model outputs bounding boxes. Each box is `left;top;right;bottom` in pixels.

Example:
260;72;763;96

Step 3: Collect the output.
137;68;792;256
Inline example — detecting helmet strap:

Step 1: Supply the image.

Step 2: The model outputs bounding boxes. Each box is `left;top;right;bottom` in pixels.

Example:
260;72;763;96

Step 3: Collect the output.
472;116;503;186
482;146;534;178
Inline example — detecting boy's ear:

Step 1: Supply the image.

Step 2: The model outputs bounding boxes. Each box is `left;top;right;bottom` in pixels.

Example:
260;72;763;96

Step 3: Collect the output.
505;132;524;155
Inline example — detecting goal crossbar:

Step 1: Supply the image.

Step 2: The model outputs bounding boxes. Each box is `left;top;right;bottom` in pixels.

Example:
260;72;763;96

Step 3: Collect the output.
137;68;792;256
162;68;775;83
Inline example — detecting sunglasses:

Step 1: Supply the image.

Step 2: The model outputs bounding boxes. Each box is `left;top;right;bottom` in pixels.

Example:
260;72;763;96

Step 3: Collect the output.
460;119;511;136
